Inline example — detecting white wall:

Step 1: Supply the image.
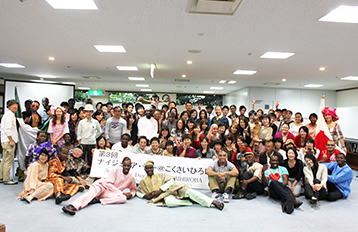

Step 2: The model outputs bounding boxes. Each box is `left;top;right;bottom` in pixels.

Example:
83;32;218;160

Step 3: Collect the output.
224;87;336;121
336;89;358;107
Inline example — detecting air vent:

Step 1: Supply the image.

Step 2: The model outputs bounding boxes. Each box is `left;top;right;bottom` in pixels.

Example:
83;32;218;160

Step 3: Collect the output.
82;76;101;80
262;82;281;86
187;0;243;15
174;79;190;82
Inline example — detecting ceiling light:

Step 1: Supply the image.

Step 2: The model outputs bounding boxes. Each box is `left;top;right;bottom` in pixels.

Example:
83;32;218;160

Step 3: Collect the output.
136;84;149;87
340;76;358;81
260;52;295;59
319;67;326;71
45;0;98;10
78;87;91;90
304;84;324;88
282;79;287;82
233;70;257;75
182;74;187;78
187;61;193;64
36;75;56;78
62;82;76;85
48;57;55;61
94;45;126;53
210;87;224;90
228;81;236;84
0;63;25;68
219;80;226;83
116;66;138;71
128;77;145;81
319;5;358;24
141;89;152;92
203;91;215;94
150;63;156;78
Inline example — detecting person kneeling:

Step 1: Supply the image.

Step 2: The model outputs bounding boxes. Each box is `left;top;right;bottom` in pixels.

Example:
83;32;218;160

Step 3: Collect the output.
262;154;302;214
62;157;136;215
137;160;224;210
206;150;238;203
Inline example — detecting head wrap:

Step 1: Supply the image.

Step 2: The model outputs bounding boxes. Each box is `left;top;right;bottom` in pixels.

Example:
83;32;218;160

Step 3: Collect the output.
322;107;339;121
33;141;58;161
145;160;154;167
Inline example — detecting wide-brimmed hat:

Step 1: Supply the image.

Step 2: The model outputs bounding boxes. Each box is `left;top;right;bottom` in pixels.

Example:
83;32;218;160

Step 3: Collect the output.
322;107;339;121
84;104;94;112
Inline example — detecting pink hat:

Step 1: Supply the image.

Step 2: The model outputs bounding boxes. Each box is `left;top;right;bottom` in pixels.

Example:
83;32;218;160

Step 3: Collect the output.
51;106;66;115
322;107;339;121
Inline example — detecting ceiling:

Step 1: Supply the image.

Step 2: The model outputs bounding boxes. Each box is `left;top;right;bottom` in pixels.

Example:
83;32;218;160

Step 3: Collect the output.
1;0;358;95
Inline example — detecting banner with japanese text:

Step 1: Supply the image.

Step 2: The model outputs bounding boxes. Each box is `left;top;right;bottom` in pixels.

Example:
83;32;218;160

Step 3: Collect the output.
90;150;213;189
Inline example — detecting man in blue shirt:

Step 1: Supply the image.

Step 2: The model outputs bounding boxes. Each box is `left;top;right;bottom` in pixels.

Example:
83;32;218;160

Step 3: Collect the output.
262;154;302;214
324;153;353;201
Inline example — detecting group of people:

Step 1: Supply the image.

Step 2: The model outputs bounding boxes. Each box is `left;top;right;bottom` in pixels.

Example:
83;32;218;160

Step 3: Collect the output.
0;93;354;215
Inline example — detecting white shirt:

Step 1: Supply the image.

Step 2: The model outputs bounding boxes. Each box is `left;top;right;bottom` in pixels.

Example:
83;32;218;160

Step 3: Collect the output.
77;118;101;144
1;109;18;143
138;117;158;140
112;142;133;152
105;117;127;144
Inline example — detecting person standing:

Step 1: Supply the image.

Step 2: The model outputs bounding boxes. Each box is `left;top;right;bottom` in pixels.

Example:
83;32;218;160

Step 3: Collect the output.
0;99;19;185
105;106;127;148
77;104;101;166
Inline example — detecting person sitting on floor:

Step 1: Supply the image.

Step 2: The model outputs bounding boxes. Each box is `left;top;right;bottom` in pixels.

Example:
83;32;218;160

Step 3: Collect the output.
303;153;328;206
62;157;137;216
136;160;224;210
233;152;264;200
262;154;302;214
46;146;79;204
323;153;353;201
17;148;54;203
205;150;239;203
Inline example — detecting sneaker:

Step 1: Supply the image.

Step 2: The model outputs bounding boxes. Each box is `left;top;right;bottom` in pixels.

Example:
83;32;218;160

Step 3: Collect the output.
222;193;230;203
211;192;219;200
245;192;257;200
294;200;303;208
4;180;18;185
285;195;295;214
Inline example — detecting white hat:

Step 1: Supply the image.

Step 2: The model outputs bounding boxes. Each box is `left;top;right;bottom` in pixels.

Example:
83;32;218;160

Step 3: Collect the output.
84;104;94;111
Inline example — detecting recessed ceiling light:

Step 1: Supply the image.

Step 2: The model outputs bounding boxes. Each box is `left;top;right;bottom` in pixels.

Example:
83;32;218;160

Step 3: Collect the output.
187;61;193;64
128;77;145;81
32;80;56;83
341;76;358;81
182;74;187;78
228;81;236;84
45;0;98;10
78;87;91;90
0;63;25;68
233;70;257;75
319;5;358;24
260;52;295;59
36;75;56;78
136;84;149;87
94;45;126;53
62;82;76;85
219;80;226;83
116;66;138;71
141;89;152;92
203;91;215;94
304;84;324;88
48;57;55;61
210;87;224;90
282;79;287;82
319;67;326;71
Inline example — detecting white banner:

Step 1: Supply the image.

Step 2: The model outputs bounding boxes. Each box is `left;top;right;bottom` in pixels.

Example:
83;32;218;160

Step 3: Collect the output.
90;150;213;189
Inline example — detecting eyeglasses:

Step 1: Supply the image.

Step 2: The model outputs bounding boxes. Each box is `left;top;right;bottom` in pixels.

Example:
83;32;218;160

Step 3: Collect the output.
327;144;335;147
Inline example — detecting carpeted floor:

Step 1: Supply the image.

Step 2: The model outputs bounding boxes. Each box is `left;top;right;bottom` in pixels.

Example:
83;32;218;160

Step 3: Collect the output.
1;169;358;232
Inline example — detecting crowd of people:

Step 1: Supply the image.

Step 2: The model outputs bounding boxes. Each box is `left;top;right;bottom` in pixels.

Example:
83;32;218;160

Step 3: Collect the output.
0;93;354;215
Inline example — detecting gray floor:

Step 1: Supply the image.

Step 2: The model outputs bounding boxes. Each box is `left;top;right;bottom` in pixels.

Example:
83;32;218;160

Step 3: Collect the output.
1;171;358;232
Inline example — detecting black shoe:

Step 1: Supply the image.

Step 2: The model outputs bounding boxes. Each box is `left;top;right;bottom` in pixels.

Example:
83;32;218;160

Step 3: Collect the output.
79;185;85;192
88;198;101;205
0;179;3;183
62;205;76;215
294;200;303;208
245;192;257;200
232;191;245;199
56;193;71;204
285;195;295;214
310;199;319;207
18;176;25;182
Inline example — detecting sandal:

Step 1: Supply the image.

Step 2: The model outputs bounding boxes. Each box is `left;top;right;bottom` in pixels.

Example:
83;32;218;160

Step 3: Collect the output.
213;200;224;211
